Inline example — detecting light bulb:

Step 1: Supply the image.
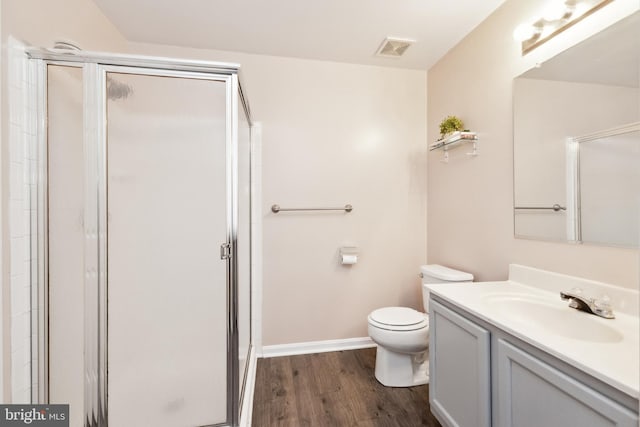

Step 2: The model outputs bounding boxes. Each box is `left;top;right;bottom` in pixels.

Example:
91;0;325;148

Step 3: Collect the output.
543;1;570;21
513;24;536;42
572;2;590;18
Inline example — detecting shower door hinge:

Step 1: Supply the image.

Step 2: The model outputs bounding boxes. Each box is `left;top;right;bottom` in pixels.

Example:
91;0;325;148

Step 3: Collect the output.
220;243;232;260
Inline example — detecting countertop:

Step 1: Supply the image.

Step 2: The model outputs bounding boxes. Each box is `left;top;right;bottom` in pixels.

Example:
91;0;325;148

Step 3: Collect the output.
426;280;640;399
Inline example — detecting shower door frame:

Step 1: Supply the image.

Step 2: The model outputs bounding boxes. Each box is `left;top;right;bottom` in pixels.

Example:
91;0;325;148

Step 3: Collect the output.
26;49;252;427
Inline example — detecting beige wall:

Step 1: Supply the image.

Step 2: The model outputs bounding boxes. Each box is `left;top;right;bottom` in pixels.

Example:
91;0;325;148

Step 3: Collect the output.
128;42;428;346
1;0;127;51
1;0;127;401
427;0;639;289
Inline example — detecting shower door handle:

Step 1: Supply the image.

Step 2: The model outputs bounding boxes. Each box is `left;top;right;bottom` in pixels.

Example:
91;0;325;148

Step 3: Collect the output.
220;243;232;260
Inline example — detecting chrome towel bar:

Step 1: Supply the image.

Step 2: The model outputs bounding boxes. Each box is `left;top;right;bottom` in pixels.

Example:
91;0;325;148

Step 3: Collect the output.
514;204;566;212
271;204;353;213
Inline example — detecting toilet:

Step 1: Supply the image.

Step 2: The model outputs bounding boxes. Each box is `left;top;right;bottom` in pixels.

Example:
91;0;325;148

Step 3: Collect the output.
367;264;473;387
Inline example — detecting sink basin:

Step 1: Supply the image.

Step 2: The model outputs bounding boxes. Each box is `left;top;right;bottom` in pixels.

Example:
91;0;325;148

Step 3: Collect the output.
482;293;624;343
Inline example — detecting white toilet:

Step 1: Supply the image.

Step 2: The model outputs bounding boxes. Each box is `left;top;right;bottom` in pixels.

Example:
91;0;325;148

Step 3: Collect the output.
367;264;473;387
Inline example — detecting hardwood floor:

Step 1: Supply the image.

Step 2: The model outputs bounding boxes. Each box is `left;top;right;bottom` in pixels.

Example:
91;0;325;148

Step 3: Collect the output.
252;348;442;427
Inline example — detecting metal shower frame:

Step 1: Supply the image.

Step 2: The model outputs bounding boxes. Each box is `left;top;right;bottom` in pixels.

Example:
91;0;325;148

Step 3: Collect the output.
25;48;253;427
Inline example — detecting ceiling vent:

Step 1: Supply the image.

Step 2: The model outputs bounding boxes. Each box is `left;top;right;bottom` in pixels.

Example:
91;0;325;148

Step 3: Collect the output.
376;37;415;58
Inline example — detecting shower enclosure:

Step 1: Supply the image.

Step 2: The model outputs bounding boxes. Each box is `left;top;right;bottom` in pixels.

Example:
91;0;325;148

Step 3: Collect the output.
566;123;640;247
26;49;253;427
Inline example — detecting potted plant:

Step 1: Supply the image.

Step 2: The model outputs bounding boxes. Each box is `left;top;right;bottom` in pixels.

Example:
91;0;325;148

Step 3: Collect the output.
439;115;465;140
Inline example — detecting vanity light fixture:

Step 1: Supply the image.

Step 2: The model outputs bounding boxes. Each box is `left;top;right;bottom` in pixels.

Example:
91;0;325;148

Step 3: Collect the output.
513;0;614;55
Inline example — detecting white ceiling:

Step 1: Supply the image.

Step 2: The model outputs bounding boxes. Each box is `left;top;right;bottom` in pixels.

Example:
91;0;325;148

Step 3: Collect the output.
91;0;508;70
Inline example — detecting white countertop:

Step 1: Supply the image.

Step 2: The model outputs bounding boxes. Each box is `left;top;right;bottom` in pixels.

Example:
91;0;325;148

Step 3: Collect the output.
427;280;640;399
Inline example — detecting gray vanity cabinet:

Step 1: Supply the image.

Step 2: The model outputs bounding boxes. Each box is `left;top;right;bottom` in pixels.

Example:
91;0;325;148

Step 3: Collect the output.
429;297;639;427
496;339;638;427
429;300;491;427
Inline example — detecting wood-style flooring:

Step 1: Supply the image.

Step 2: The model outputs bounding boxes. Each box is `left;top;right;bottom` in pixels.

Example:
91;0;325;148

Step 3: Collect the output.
251;348;442;427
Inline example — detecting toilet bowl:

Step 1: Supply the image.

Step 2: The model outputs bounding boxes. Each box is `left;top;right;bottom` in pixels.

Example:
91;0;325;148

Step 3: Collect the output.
368;307;429;387
367;264;473;387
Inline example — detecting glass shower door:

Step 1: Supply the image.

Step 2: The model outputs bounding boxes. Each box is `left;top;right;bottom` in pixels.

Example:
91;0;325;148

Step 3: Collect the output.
106;71;229;426
47;64;85;427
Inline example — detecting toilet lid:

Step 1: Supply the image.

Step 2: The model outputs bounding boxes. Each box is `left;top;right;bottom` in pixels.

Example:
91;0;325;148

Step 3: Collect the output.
369;307;425;327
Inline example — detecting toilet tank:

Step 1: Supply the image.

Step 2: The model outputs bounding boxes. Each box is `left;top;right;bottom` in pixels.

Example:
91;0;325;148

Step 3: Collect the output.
421;264;473;312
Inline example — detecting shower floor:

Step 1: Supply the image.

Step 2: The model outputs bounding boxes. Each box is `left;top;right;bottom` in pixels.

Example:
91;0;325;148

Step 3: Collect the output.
251;347;442;426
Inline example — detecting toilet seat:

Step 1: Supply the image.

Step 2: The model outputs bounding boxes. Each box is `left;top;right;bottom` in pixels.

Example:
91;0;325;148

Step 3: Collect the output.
368;307;428;331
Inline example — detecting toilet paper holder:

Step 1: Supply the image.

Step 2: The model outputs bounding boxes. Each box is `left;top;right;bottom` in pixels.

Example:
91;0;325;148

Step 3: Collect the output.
340;247;359;265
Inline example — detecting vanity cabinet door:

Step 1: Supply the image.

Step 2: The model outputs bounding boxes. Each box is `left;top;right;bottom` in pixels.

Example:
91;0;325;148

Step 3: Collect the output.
496;339;639;427
429;300;491;427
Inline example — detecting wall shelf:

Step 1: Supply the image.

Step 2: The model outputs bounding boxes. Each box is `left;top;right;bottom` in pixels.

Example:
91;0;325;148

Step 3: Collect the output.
430;131;478;151
430;131;478;163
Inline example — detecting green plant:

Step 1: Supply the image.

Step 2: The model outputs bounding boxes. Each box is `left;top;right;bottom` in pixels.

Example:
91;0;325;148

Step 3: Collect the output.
439;115;465;138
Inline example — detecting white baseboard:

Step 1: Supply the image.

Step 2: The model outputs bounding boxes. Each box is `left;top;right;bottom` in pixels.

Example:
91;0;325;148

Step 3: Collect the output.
239;345;257;427
261;337;376;358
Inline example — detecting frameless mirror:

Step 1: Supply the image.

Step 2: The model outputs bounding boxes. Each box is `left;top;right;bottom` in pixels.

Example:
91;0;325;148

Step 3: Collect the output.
513;11;640;248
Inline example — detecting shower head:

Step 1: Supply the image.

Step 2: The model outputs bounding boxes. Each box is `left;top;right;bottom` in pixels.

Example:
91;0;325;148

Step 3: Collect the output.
107;76;134;101
51;41;133;101
53;40;82;51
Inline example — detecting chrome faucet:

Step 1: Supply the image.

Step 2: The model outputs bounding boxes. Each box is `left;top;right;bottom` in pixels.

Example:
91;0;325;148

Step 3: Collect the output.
560;288;615;319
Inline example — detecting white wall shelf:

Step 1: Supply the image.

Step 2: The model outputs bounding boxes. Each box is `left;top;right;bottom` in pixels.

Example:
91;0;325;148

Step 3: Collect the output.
430;131;478;163
430;131;478;151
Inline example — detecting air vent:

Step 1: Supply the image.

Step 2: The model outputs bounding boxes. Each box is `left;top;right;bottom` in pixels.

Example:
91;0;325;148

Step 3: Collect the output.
376;37;415;58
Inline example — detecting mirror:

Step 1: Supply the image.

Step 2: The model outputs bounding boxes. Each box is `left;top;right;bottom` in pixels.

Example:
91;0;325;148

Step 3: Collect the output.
513;11;640;248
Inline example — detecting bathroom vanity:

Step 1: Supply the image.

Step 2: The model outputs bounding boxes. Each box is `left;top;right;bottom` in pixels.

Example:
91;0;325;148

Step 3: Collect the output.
427;265;640;427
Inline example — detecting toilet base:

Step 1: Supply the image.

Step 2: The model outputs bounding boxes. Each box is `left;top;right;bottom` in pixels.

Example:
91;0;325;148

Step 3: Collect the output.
374;345;429;387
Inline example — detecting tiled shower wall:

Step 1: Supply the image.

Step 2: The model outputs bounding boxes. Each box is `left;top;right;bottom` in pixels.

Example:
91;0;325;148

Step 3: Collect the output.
7;38;33;403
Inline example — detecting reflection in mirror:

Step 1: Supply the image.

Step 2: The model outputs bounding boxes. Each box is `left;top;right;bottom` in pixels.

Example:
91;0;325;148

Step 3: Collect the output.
514;11;639;248
575;127;639;246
